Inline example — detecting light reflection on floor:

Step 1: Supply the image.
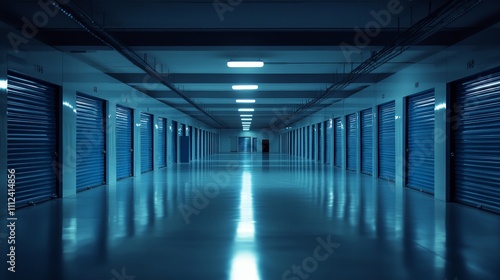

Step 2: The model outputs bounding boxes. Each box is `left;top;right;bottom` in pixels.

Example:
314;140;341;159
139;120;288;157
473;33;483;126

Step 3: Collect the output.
2;154;500;280
230;171;261;280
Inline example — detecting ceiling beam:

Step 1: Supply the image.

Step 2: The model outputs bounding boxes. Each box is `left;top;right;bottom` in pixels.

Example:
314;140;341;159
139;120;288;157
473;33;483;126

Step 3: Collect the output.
37;29;485;48
107;73;393;84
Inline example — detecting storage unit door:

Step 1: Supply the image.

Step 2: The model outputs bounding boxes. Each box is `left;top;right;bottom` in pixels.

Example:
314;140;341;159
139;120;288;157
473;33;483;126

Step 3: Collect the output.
312;125;315;160
76;94;106;191
194;128;198;159
378;102;396;181
317;123;321;162
239;137;251;153
7;73;59;206
406;91;435;194
334;118;342;167
116;105;133;180
361;109;373;175
347;113;358;171
141;113;153;173
452;70;500;213
189;126;193;160
172;121;178;163
157;117;167;168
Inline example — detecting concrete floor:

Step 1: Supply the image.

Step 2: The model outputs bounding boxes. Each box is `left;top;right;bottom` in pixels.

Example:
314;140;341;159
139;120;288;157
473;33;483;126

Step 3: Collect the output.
2;154;500;280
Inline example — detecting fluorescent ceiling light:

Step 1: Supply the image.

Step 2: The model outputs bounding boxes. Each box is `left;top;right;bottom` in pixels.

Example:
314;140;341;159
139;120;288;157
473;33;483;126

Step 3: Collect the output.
243;128;250;131
236;99;256;103
240;114;253;117
241;118;252;121
227;61;264;68
232;85;258;90
242;122;252;125
238;108;254;112
242;125;251;127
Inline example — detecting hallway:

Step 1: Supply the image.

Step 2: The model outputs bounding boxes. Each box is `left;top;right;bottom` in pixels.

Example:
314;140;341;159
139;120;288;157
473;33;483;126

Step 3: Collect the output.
4;154;500;280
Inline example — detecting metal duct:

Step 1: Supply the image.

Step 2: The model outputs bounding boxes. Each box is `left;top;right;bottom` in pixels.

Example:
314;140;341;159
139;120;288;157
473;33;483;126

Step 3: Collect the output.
52;1;225;128
273;0;483;129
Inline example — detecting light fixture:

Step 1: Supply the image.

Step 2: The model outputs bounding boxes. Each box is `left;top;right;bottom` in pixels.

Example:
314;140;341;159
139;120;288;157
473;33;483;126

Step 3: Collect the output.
238;108;255;112
236;99;256;103
0;80;7;89
242;125;251;127
240;114;253;117
242;122;251;125
243;128;250;131
227;61;264;68
232;85;258;90
241;118;252;121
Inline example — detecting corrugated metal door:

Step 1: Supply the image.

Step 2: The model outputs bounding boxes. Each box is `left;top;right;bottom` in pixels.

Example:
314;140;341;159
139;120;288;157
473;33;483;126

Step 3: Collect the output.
325;120;332;164
317;123;321;162
116;105;133;180
378;102;396;181
76;94;105;191
347;113;358;171
7;73;59;206
194;128;198;159
312;125;315;160
141;113;153;173
406;90;435;194
172;121;178;163
189;126;193;160
334;118;342;167
157;117;167;168
361;109;373;175
452;70;500;213
305;126;311;159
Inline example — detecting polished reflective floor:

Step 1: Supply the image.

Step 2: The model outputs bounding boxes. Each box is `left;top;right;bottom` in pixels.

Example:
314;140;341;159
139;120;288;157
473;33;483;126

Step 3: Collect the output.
2;154;500;280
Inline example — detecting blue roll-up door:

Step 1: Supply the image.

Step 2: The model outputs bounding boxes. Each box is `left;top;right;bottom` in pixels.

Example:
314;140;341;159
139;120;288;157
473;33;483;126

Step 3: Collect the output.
141;113;153;173
306;126;311;159
157;117;167;168
406;90;435;194
189;126;193;160
7;73;59;206
347;113;358;171
325;120;332;164
378;102;396;181
312;125;315;160
116;105;133;180
194;128;198;159
317;123;321;161
238;137;251;152
172;121;178;163
361;109;373;175
452;70;500;213
334;118;342;167
76;94;105;191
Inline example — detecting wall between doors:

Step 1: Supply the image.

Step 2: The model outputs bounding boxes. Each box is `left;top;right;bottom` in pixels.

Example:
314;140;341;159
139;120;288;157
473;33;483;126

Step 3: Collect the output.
219;129;279;153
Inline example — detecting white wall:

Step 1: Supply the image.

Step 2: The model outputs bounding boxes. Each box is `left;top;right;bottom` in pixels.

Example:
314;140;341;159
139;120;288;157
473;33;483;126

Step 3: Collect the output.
219;129;279;153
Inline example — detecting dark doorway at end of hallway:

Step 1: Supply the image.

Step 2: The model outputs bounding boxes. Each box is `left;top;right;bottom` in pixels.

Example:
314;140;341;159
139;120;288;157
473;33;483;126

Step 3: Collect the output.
262;139;270;153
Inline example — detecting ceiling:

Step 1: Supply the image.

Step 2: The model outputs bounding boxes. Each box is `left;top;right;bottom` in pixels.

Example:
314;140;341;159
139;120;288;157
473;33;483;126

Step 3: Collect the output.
2;0;500;129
